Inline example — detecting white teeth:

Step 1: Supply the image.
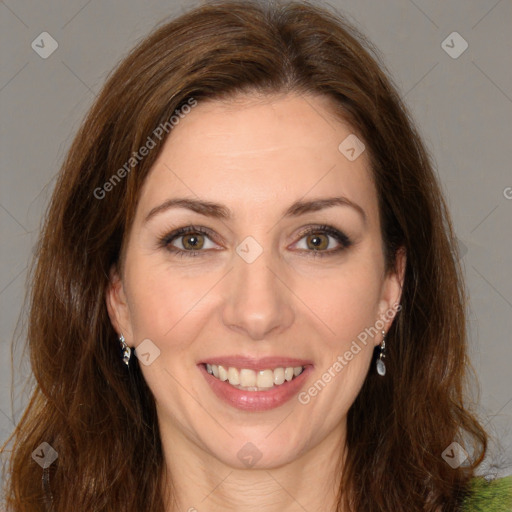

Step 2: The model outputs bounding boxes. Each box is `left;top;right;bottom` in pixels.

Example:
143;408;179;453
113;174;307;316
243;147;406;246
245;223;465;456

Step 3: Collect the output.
239;369;256;387
218;365;228;381
257;369;274;388
206;364;305;390
227;366;240;385
273;367;285;385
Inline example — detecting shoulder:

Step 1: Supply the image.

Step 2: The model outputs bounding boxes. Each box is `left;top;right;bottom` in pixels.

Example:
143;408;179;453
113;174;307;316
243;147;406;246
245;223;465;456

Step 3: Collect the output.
460;475;512;511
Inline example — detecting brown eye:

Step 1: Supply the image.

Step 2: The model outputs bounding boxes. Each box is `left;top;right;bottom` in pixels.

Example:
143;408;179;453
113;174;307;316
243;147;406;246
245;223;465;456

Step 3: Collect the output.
293;225;352;258
305;233;329;251
159;225;219;257
181;233;205;250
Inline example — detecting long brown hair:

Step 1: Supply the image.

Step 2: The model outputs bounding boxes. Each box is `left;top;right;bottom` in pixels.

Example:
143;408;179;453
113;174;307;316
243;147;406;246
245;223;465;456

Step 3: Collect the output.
1;1;489;510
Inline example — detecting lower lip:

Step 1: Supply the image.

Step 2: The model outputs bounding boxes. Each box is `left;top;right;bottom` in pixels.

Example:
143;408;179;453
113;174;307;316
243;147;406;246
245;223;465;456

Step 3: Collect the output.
198;364;313;412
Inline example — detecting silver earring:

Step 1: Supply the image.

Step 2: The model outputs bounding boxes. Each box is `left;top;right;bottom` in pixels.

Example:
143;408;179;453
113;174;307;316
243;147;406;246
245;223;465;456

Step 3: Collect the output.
376;330;386;376
119;333;131;366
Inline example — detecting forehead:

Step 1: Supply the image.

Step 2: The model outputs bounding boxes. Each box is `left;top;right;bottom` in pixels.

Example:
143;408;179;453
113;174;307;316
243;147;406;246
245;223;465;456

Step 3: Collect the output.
136;92;378;223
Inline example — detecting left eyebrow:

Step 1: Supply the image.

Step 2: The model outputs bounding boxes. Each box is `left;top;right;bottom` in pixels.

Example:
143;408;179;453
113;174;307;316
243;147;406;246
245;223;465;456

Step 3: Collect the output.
283;196;366;224
144;196;366;225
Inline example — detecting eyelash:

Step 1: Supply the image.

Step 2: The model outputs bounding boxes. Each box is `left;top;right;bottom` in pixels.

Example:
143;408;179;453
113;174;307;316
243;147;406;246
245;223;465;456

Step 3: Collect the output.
157;224;352;259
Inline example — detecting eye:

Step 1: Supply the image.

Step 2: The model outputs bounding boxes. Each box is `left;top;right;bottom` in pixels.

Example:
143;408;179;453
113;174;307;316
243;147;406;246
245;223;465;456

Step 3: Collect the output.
158;226;220;257
292;225;352;257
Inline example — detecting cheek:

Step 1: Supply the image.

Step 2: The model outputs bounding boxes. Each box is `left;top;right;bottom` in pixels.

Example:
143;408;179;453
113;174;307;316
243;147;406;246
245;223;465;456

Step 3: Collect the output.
124;255;211;342
296;260;383;344
294;258;383;406
298;271;381;421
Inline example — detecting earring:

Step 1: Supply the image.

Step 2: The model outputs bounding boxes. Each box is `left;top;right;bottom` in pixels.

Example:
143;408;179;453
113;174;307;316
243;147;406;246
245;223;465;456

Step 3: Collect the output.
376;330;386;376
119;333;131;366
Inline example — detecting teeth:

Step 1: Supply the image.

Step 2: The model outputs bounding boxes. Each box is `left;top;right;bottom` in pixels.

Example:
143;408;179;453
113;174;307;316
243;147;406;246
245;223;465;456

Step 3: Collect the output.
257;369;274;388
273;367;285;385
206;364;306;390
218;365;228;381
227;366;240;385
239;369;256;387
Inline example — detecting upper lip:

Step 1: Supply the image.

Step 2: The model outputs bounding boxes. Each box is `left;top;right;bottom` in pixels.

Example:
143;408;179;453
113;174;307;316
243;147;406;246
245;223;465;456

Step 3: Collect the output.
198;355;313;371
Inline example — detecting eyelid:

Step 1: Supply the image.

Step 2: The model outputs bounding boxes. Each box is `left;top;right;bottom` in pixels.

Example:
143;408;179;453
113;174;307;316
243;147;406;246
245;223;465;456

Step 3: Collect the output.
293;224;351;247
159;225;222;251
289;224;352;255
161;224;216;239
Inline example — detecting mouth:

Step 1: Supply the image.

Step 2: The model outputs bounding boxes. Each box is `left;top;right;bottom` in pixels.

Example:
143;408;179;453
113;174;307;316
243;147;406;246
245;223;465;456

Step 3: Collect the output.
203;363;306;391
197;357;314;411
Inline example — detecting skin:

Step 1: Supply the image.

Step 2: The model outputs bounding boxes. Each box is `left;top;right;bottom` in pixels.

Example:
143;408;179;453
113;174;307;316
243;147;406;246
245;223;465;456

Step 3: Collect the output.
106;92;405;511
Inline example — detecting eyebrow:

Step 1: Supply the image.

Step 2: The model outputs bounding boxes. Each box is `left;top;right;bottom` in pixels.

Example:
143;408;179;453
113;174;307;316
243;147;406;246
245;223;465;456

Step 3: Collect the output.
144;196;366;224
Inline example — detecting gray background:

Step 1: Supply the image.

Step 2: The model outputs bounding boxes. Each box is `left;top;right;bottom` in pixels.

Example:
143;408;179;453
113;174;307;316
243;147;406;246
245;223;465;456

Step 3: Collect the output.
1;0;511;478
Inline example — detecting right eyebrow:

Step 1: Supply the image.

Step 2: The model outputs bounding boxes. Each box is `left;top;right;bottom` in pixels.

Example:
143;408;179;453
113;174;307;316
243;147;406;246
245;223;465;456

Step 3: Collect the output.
144;198;231;224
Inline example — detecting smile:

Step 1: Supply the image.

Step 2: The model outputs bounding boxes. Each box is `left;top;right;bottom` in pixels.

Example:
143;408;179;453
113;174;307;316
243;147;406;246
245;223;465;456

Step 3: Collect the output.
205;363;305;391
199;362;313;411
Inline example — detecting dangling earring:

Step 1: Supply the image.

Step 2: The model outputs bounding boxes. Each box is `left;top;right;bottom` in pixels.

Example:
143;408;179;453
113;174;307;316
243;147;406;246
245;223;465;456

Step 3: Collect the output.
376;330;386;376
119;333;131;366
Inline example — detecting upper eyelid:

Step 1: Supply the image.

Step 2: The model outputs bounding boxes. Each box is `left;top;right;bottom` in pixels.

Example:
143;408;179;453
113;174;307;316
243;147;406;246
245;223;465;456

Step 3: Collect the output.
163;225;219;245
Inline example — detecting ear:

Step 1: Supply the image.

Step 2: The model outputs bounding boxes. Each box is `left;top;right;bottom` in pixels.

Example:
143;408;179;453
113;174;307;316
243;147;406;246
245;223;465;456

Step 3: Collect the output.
376;247;406;338
105;264;134;345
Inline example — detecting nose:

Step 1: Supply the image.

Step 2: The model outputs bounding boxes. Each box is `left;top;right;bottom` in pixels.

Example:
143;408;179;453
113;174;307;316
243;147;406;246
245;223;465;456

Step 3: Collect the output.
220;243;295;341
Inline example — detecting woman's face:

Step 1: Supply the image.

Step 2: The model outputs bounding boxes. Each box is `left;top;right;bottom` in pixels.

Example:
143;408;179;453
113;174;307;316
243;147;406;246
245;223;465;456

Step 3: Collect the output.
107;92;404;470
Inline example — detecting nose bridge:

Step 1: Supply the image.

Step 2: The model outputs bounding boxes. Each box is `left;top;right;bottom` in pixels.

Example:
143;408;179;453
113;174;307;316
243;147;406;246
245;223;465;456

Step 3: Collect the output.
220;235;294;339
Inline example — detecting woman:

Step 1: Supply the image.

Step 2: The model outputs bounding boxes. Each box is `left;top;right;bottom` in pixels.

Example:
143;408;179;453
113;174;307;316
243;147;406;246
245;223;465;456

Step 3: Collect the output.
1;1;511;510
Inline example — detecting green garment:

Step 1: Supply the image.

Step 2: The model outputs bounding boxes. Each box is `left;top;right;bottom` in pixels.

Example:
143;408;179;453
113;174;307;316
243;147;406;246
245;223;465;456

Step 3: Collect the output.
461;475;512;511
